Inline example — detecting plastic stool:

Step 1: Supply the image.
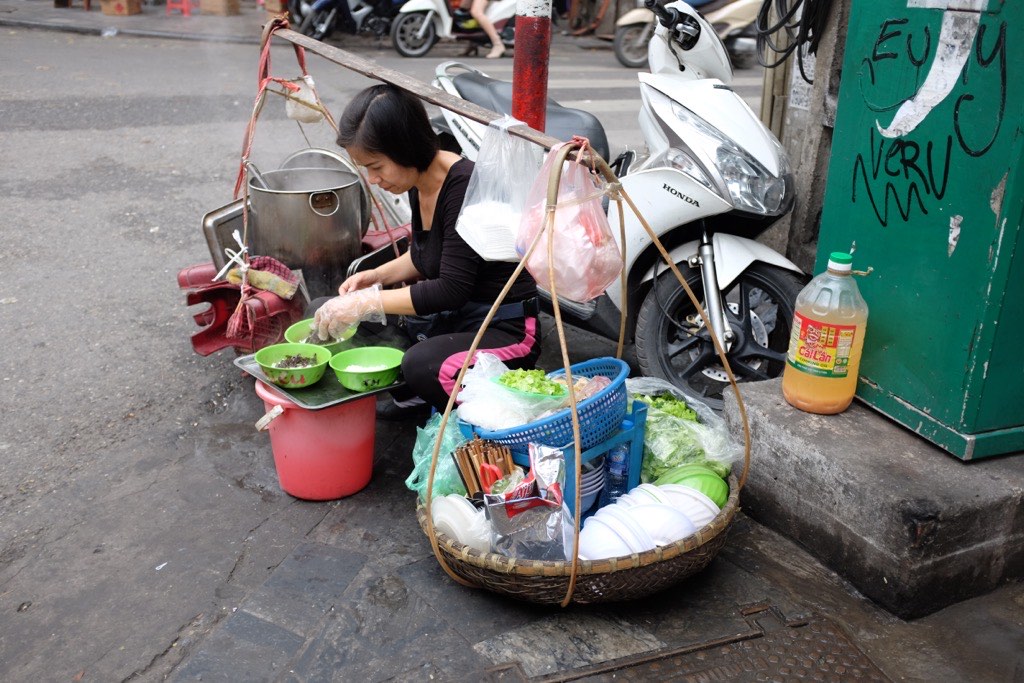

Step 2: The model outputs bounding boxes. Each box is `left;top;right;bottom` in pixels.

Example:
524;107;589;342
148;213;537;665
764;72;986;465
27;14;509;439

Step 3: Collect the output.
166;0;193;16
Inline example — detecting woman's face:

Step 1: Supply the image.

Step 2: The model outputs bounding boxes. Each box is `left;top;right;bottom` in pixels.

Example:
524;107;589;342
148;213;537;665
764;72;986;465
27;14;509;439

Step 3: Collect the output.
347;147;418;195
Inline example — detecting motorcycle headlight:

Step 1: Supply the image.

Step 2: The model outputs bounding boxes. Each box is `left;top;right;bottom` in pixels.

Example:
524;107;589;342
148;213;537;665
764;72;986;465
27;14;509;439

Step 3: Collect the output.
642;147;715;191
671;102;791;216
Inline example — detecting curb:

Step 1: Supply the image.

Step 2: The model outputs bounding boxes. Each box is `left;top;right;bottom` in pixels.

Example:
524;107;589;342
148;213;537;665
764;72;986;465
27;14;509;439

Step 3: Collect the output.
0;16;261;43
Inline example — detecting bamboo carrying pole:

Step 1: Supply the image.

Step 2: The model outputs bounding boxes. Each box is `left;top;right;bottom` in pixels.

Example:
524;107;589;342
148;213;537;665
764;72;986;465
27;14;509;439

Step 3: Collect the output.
269;29;753;605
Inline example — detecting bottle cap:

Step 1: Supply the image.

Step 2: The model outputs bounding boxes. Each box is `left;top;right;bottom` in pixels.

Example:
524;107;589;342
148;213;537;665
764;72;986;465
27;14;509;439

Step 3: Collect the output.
827;251;853;273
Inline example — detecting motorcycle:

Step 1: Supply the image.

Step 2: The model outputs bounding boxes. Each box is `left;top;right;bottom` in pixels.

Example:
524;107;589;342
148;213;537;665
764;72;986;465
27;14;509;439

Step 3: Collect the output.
614;0;760;69
431;0;804;409
292;0;404;41
390;0;517;58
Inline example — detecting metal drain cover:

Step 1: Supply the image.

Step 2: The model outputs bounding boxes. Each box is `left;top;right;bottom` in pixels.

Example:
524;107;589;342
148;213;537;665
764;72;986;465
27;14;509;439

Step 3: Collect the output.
486;604;889;683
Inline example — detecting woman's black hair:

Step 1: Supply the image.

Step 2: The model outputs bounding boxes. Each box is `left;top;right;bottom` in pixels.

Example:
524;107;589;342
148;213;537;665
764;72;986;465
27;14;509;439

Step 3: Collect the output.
336;84;439;172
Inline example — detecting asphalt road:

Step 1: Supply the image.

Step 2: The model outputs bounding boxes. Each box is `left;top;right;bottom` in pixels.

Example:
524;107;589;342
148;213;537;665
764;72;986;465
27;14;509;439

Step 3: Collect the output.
0;25;763;680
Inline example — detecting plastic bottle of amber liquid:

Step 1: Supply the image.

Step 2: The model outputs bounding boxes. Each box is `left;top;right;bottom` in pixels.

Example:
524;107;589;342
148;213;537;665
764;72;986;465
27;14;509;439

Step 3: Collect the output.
782;252;869;414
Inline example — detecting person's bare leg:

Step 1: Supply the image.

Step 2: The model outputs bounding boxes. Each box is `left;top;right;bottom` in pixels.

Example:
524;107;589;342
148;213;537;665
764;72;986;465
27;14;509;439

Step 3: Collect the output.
470;0;504;58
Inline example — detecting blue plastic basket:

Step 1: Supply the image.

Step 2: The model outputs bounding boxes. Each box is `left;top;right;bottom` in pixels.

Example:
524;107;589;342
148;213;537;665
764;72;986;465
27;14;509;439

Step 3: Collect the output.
463;357;630;455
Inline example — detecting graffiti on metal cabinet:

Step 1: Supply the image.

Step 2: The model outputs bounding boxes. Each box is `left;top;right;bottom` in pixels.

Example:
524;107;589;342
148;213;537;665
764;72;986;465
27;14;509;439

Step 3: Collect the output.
850;1;1007;227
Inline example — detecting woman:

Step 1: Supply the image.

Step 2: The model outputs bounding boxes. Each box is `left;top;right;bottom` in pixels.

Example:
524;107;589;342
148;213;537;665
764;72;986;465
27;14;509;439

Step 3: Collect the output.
314;84;540;419
467;0;505;59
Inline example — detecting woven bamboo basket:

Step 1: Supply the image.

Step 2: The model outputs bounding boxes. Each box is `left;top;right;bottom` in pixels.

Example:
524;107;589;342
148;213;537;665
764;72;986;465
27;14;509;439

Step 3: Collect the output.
418;140;753;606
416;472;740;604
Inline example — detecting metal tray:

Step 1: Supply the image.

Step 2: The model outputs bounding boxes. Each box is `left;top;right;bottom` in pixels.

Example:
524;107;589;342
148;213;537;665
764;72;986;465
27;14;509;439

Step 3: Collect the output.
235;353;403;410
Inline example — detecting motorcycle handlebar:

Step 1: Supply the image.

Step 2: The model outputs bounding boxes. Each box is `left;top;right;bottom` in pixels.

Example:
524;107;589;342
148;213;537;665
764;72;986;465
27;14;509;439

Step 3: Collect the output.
644;0;680;29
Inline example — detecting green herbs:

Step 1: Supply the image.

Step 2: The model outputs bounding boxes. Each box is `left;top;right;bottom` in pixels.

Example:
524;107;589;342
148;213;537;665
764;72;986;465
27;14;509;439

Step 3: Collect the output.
497;369;567;397
274;354;317;369
634;393;698;421
635;392;731;482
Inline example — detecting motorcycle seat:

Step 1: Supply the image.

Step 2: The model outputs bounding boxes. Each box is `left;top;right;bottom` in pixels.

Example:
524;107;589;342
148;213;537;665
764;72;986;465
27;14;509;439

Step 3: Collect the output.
452;71;611;163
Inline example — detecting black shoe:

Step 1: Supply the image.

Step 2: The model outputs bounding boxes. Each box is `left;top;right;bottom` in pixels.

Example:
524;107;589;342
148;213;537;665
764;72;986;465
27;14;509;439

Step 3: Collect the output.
375;396;431;422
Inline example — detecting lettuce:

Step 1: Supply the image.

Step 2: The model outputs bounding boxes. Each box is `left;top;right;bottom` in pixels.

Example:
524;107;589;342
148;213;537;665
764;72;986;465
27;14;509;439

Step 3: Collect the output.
635;393;731;482
497;369;566;397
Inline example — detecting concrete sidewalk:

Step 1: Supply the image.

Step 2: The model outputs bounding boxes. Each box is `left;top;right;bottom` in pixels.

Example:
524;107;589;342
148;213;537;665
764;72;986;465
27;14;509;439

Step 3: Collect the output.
4;3;1023;680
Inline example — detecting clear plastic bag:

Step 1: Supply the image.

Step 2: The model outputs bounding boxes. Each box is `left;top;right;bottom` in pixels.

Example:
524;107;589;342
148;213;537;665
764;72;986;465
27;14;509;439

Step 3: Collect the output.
456;353;567;430
516;142;623;302
455;117;542;262
405;412;468;502
284;75;324;124
625;377;742;482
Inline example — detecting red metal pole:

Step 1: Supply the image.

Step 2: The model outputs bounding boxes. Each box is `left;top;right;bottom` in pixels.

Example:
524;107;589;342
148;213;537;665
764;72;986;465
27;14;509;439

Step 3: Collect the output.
511;0;553;133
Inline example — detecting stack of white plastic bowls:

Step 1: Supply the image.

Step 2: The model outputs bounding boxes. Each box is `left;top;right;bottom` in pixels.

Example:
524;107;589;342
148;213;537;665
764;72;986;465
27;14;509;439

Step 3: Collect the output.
577;482;722;560
430;494;491;553
619;482;722;529
577;456;606;513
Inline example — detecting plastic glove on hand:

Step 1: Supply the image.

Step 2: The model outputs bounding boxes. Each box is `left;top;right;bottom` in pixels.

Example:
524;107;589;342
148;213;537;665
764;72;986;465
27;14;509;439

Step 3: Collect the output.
313;296;359;341
313;284;385;341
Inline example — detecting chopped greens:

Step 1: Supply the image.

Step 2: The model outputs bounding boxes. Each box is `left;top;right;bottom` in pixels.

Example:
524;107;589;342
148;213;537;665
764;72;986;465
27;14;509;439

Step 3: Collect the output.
497;369;566;396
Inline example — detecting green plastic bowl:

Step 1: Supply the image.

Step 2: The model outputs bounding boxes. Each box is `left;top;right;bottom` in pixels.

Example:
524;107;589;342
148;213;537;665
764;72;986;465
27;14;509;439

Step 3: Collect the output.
330;346;405;392
662;471;729;509
254;342;332;389
285;318;357;356
654;463;723;486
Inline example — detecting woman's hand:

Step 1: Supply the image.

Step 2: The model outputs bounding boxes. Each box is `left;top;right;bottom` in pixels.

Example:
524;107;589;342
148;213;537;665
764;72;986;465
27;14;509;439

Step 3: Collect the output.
313;285;387;340
338;269;382;295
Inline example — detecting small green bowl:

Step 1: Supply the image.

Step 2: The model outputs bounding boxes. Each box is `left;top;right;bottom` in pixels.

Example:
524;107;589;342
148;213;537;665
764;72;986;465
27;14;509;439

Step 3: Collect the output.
654;463;723;486
254;342;332;389
285;318;357;356
330;346;405;392
664;471;729;509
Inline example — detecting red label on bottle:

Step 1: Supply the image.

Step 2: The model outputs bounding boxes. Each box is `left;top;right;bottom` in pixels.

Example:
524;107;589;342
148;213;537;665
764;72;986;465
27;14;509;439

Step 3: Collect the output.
786;312;858;378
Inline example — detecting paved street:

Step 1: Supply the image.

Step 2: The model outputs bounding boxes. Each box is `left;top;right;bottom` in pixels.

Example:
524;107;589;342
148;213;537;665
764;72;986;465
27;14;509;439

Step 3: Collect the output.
0;4;1021;682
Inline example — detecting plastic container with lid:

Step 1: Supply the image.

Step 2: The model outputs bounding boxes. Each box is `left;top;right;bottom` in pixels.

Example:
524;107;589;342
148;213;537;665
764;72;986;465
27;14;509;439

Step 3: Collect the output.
782;251;869;414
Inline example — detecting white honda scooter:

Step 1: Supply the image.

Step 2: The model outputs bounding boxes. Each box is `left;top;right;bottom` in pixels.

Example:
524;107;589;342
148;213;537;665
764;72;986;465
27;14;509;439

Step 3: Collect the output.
615;0;761;69
432;0;804;408
390;0;517;57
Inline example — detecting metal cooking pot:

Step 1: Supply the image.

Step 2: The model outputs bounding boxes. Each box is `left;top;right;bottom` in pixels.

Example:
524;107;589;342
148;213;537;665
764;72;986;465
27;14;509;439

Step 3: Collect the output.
248;166;369;299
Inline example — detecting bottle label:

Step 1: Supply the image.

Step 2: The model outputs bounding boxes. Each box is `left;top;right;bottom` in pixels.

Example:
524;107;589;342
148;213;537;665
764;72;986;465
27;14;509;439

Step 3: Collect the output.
787;312;857;378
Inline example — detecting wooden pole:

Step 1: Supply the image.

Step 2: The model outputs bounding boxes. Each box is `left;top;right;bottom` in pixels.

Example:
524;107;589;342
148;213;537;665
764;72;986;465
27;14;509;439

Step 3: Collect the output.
273;28;564;151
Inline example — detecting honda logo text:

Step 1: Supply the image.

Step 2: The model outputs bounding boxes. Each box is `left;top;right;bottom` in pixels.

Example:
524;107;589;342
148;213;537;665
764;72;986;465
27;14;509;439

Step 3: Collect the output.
663;183;699;207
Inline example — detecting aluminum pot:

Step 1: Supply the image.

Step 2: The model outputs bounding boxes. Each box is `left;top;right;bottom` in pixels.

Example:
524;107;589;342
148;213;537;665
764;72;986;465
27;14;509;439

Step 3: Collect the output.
248;167;369;299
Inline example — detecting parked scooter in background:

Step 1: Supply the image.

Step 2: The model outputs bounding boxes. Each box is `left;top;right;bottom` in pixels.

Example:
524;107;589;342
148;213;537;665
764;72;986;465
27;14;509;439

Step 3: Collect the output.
292;0;404;41
390;0;517;57
431;0;804;409
614;0;759;69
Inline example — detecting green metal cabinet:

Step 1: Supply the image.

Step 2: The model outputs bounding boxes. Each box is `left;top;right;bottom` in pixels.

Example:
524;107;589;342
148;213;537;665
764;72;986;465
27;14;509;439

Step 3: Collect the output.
816;0;1022;459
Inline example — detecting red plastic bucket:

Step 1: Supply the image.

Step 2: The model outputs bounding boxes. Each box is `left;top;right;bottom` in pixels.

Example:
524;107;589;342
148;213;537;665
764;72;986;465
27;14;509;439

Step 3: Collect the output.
254;381;376;500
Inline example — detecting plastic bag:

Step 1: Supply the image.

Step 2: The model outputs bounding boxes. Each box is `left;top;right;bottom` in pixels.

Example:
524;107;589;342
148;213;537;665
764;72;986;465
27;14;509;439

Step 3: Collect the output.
625;377;742;482
455;116;541;262
285;75;325;124
456;353;567;430
516;142;623;302
484;443;574;561
405;412;468;502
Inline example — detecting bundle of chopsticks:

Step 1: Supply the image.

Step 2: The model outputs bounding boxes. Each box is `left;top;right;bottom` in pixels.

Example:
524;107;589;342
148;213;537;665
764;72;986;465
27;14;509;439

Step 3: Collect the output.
453;436;515;497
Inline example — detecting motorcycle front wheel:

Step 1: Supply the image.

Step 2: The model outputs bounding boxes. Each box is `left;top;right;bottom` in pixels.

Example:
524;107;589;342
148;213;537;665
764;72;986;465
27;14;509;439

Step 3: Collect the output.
391;12;437;57
613;23;649;69
634;262;804;411
299;8;335;40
